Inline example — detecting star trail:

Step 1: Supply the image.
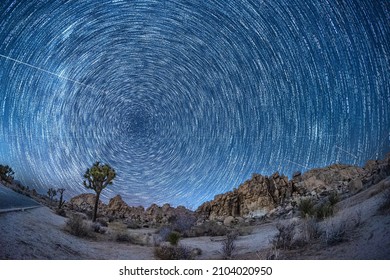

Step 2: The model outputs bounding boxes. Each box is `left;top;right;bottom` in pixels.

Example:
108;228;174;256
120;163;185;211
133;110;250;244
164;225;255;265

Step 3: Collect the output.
0;0;389;209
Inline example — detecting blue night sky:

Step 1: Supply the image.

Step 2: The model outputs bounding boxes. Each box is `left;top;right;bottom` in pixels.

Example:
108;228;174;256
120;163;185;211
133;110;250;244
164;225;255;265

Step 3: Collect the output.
0;0;389;209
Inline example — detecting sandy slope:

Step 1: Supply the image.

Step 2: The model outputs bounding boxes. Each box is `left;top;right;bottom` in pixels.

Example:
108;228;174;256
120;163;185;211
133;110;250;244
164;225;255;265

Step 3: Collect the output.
0;177;389;260
0;207;154;259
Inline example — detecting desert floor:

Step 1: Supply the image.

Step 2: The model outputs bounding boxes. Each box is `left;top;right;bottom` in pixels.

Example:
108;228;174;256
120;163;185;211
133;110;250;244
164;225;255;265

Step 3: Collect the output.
1;177;389;260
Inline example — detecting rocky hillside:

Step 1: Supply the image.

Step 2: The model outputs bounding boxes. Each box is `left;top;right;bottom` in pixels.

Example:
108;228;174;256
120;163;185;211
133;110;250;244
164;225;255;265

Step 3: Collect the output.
196;153;390;221
69;194;194;227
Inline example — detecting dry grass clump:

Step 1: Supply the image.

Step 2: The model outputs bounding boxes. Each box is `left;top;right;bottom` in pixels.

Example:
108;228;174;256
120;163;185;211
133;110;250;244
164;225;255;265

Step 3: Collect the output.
272;222;296;250
322;221;347;246
301;218;321;243
220;232;238;259
257;245;280;260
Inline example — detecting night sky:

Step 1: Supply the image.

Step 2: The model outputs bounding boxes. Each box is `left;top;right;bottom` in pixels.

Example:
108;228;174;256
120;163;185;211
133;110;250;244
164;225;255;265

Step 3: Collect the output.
0;0;389;209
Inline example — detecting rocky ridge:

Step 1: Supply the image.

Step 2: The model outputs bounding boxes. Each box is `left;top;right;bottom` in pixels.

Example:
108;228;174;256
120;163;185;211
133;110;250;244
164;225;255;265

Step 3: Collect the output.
69;194;194;227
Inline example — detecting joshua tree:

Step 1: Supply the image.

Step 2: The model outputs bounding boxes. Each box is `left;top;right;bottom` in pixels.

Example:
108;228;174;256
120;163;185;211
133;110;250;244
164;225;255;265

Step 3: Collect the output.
0;164;14;183
47;188;57;202
83;162;116;222
57;188;66;209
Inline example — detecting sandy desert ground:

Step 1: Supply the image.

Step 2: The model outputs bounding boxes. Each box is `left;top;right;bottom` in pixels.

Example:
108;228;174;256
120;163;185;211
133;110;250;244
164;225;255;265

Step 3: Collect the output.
0;177;389;260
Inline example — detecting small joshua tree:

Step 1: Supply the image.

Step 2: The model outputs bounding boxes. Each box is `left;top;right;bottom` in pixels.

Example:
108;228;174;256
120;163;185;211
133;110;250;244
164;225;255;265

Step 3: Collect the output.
57;188;66;209
0;164;14;183
83;162;116;222
47;188;57;202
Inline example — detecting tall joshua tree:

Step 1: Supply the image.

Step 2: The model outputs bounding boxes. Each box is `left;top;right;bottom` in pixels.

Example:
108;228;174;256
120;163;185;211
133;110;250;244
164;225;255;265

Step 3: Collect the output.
83;162;116;222
57;188;66;209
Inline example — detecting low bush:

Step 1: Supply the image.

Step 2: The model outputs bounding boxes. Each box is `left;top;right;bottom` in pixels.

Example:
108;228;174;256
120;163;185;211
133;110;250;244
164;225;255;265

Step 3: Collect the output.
328;192;340;206
115;231;133;242
272;222;295;250
65;214;90;238
220;232;238;259
169;213;197;235
315;203;334;220
189;220;228;237
257;245;280;260
301;218;321;243
167;231;181;246
154;245;193;260
298;198;315;218
126;220;141;229
323;221;347;246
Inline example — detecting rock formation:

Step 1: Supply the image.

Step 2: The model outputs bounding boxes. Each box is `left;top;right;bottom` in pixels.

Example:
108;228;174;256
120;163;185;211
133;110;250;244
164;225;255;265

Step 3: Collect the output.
68;193;194;227
197;172;292;221
197;153;390;221
69;193;107;214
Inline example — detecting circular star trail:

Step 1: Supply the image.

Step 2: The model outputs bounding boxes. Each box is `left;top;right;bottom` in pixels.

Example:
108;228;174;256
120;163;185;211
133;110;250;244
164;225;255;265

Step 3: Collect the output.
0;0;389;209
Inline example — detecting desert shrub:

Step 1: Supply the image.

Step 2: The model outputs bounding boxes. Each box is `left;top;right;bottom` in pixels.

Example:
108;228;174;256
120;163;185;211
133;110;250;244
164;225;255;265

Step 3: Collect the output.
170;213;197;235
298;198;315;218
328;191;340;206
167;231;181;246
115;231;133;242
257;245;280;260
301;218;321;244
189;220;228;237
154;245;193;260
272;222;295;250
220;232;238;259
315;203;334;220
66;214;90;237
126;220;141;229
323;221;347;246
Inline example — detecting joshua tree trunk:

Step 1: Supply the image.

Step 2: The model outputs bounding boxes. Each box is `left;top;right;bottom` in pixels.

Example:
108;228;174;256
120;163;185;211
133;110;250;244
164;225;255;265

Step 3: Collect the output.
92;192;100;222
